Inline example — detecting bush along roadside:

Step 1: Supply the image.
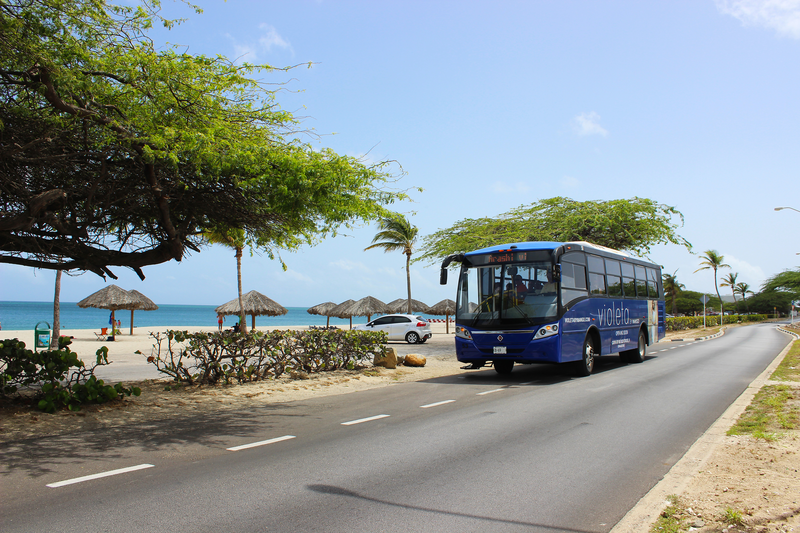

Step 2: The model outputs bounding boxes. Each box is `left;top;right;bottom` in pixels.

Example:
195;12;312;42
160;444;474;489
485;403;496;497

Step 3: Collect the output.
0;336;141;413
666;314;767;332
141;329;389;386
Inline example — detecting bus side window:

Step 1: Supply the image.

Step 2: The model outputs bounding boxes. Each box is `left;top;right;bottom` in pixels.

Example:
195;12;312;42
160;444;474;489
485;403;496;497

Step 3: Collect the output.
634;266;647;299
587;254;606;296
606;259;623;297
560;254;588;305
621;262;635;299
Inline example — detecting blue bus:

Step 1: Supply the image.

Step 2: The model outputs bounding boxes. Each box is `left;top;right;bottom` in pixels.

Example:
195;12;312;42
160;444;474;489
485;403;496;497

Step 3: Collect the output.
439;241;665;376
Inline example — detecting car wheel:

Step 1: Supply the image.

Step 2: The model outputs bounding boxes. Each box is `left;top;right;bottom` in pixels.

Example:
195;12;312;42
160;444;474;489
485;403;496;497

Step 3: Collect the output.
405;331;420;344
573;335;595;377
493;360;514;374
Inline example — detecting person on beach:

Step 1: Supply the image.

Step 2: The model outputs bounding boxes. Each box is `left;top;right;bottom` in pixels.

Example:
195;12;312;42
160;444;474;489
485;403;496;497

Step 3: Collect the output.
217;315;223;332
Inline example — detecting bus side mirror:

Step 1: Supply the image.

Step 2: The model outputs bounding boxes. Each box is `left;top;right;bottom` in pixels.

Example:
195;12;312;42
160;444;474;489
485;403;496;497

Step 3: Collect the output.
439;253;464;285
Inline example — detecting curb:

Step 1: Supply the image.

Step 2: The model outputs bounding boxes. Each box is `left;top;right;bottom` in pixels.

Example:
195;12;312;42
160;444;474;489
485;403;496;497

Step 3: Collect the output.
610;325;796;533
668;326;727;343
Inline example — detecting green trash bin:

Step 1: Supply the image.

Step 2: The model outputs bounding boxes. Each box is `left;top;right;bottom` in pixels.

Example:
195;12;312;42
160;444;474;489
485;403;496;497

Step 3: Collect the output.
34;321;51;352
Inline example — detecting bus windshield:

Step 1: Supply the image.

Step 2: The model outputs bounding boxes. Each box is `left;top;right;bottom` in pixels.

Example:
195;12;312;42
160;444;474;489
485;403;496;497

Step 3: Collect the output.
456;260;558;329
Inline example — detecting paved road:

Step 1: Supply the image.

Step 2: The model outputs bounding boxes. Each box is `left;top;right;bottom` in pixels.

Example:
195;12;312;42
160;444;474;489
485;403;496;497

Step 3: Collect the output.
1;323;791;532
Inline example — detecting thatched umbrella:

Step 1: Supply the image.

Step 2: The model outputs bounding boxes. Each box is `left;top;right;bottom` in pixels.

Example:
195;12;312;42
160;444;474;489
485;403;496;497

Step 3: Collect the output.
126;290;158;335
387;298;431;314
215;290;287;331
77;285;137;340
329;299;356;329
347;296;392;323
429;298;457;334
307;301;337;328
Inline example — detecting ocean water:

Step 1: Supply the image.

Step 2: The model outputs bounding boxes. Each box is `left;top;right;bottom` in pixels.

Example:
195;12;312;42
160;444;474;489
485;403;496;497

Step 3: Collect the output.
0;301;442;332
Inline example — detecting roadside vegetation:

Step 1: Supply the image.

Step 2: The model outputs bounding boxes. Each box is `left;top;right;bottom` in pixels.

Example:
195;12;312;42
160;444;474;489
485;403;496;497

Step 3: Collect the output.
0;337;140;412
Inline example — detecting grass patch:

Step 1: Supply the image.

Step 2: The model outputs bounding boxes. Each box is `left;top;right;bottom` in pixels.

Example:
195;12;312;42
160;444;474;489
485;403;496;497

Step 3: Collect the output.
771;339;800;382
727;384;799;437
650;495;686;533
723;506;745;526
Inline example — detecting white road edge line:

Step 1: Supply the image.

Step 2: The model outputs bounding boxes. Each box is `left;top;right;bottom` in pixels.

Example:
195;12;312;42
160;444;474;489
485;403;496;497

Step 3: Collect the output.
477;388;505;396
420;400;456;409
226;435;296;452
342;414;390;426
46;464;154;488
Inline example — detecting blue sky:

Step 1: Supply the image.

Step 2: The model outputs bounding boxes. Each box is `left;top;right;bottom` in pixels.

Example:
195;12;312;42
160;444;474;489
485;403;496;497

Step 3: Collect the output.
2;0;799;308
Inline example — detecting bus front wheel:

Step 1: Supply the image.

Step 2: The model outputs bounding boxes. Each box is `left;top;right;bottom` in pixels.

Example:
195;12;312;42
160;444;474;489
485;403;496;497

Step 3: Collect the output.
494;360;514;374
574;336;595;377
621;329;646;364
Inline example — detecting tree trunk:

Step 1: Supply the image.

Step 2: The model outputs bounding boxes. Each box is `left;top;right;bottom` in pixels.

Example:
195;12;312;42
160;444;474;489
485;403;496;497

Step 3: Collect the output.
236;247;247;334
51;269;62;348
406;251;412;314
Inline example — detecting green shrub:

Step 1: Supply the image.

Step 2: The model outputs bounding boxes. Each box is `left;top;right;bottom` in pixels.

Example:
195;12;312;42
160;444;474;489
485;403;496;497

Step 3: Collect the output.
143;329;389;386
665;314;767;331
0;337;140;413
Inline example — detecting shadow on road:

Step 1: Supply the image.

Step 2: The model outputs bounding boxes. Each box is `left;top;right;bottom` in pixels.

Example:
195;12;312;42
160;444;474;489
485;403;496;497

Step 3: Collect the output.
0;402;308;478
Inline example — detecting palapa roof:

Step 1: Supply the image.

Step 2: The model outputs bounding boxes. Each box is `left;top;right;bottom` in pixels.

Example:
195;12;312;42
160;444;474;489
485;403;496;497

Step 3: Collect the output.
307;302;337;316
77;285;138;310
128;290;159;311
345;296;392;318
428;298;457;316
386;298;431;314
328;299;356;318
215;290;288;317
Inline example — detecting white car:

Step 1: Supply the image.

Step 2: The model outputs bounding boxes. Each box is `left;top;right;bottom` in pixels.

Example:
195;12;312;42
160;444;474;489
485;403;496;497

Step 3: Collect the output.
354;314;433;343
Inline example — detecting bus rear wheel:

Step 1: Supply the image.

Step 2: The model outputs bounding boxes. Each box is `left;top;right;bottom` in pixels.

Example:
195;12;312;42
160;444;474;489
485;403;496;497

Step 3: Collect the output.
573;336;595;377
621;329;646;364
494;360;514;374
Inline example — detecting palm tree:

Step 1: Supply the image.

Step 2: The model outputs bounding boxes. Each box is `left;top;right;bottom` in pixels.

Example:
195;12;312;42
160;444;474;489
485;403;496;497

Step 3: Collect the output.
662;269;684;316
720;272;739;314
735;282;754;313
365;215;419;314
204;227;248;334
694;250;730;315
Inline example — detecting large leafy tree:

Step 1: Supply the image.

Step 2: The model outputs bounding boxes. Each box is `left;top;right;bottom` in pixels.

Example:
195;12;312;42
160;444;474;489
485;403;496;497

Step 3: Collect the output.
364;215;418;314
0;0;405;280
417;197;690;264
694;250;729;314
761;268;800;296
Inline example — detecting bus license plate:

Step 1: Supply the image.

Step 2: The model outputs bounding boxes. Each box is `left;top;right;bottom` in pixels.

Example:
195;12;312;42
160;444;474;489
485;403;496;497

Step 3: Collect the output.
493;346;507;355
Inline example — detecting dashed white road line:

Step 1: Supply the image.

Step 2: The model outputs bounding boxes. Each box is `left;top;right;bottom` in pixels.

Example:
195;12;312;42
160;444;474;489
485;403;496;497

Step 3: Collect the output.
477;388;505;396
46;464;154;488
341;414;390;426
420;400;456;409
226;435;296;452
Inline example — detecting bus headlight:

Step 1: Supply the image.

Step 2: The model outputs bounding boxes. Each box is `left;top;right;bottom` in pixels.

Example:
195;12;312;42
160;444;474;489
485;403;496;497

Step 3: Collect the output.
455;326;472;340
536;324;559;339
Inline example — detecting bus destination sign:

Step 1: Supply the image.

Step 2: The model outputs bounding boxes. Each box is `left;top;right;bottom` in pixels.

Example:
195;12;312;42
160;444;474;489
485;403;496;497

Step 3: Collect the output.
469;251;529;266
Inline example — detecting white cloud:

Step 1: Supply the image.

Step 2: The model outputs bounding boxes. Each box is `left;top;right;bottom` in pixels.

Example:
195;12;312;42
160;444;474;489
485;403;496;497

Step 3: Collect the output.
724;254;767;287
227;24;292;65
573;111;609;137
715;0;800;38
258;23;292;51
